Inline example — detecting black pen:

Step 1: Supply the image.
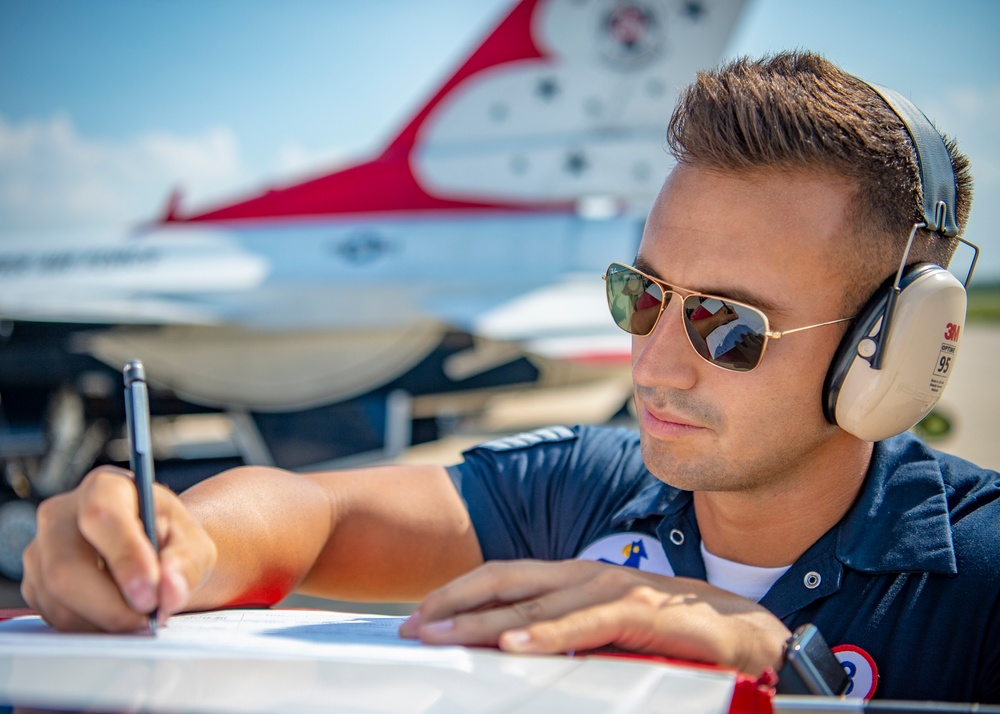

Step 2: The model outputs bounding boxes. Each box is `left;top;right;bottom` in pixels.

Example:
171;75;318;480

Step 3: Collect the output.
123;359;159;635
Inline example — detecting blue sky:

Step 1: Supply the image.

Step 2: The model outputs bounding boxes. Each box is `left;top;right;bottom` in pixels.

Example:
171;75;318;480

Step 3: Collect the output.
2;0;998;278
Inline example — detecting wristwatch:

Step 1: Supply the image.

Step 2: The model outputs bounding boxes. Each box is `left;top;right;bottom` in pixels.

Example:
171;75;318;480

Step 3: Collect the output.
775;624;850;695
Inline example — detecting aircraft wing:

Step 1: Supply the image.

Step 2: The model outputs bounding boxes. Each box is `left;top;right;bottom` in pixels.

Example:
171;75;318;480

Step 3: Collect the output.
436;271;632;370
0;229;269;325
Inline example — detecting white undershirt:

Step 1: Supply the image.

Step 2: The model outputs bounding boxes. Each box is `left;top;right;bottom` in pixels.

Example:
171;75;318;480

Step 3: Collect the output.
700;542;791;603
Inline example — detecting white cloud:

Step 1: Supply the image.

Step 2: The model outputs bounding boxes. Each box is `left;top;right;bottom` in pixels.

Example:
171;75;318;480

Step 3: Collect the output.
0;113;249;231
0;114;368;235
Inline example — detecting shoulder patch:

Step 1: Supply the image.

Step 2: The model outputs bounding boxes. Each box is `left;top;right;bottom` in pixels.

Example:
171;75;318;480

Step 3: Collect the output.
472;426;576;453
577;533;674;577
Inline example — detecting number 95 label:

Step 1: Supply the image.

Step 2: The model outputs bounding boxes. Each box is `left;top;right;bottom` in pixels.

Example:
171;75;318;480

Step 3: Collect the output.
935;343;956;377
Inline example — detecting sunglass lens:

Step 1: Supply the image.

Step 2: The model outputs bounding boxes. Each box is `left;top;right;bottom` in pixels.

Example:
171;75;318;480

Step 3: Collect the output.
606;265;666;336
682;297;767;372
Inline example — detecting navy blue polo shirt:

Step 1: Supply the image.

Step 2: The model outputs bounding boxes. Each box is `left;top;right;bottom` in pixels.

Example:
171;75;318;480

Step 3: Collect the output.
447;425;1000;702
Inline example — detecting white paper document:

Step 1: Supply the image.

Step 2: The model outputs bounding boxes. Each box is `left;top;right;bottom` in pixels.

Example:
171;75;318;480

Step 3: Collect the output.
0;608;740;713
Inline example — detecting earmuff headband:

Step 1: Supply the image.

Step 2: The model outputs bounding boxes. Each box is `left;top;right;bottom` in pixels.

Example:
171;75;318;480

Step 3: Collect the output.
864;82;959;237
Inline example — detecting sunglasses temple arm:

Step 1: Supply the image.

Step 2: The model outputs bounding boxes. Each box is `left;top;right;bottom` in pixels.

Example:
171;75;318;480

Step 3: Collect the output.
871;223;922;371
871;288;899;370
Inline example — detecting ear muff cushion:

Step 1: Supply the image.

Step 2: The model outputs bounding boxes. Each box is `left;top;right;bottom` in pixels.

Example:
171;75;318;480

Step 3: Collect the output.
822;263;938;425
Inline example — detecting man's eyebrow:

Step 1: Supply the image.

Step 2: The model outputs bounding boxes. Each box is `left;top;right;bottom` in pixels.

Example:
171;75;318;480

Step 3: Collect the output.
632;255;785;315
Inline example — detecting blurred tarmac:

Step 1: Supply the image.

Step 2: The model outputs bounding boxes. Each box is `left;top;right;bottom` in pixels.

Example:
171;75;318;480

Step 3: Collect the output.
925;323;1000;471
3;323;997;610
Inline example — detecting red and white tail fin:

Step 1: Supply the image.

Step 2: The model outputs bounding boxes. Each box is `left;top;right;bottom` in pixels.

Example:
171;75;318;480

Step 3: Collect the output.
170;0;745;223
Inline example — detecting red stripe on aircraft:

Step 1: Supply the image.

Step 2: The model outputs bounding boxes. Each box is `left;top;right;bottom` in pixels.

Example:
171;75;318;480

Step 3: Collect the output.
168;155;567;222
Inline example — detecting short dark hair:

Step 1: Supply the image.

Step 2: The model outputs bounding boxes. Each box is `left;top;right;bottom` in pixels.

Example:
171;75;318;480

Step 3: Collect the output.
666;51;973;304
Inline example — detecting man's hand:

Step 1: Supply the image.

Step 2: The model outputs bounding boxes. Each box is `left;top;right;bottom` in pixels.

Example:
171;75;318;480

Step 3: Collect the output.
732;332;765;360
399;559;789;677
20;466;217;632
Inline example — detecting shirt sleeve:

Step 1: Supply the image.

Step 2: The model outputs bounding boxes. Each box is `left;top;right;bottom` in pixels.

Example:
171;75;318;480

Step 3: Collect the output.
446;425;654;562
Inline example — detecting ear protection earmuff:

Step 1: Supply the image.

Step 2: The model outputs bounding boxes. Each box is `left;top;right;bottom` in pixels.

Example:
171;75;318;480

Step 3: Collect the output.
822;83;977;442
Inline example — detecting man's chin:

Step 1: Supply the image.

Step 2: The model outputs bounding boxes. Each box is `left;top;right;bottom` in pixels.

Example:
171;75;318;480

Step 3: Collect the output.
639;431;704;486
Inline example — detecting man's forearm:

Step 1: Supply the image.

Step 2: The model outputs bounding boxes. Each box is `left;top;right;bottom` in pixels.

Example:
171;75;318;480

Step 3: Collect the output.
180;466;334;610
180;464;484;609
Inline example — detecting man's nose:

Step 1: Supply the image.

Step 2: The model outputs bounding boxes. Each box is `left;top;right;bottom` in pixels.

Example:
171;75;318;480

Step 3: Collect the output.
631;297;699;389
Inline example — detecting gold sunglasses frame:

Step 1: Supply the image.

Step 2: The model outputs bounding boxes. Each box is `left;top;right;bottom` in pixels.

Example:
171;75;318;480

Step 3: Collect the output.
603;262;855;372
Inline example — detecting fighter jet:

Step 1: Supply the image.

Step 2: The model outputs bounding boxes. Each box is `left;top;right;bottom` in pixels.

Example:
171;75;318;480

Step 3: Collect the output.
0;0;745;515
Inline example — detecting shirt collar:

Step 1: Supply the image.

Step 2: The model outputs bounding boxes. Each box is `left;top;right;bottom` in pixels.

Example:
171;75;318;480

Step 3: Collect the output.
835;432;956;575
611;479;690;526
610;431;957;575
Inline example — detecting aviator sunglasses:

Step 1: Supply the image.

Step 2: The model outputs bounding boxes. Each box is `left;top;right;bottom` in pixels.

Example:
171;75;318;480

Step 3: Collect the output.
603;262;854;372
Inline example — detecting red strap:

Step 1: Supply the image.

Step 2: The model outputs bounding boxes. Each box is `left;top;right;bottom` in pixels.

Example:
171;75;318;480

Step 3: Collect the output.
0;607;35;622
731;669;777;714
592;653;775;714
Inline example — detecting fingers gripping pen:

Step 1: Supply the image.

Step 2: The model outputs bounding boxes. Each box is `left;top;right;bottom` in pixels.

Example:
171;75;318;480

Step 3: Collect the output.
124;359;159;634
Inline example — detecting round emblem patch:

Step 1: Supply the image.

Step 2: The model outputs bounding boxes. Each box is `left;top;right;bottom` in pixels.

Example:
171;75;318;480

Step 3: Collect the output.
576;533;674;576
832;644;878;699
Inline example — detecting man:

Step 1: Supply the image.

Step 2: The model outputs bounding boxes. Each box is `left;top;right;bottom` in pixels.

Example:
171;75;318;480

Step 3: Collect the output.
21;52;1000;701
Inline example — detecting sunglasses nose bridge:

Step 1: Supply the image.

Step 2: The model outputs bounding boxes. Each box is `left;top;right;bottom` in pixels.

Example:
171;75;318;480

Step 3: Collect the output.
630;292;713;386
646;289;694;344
